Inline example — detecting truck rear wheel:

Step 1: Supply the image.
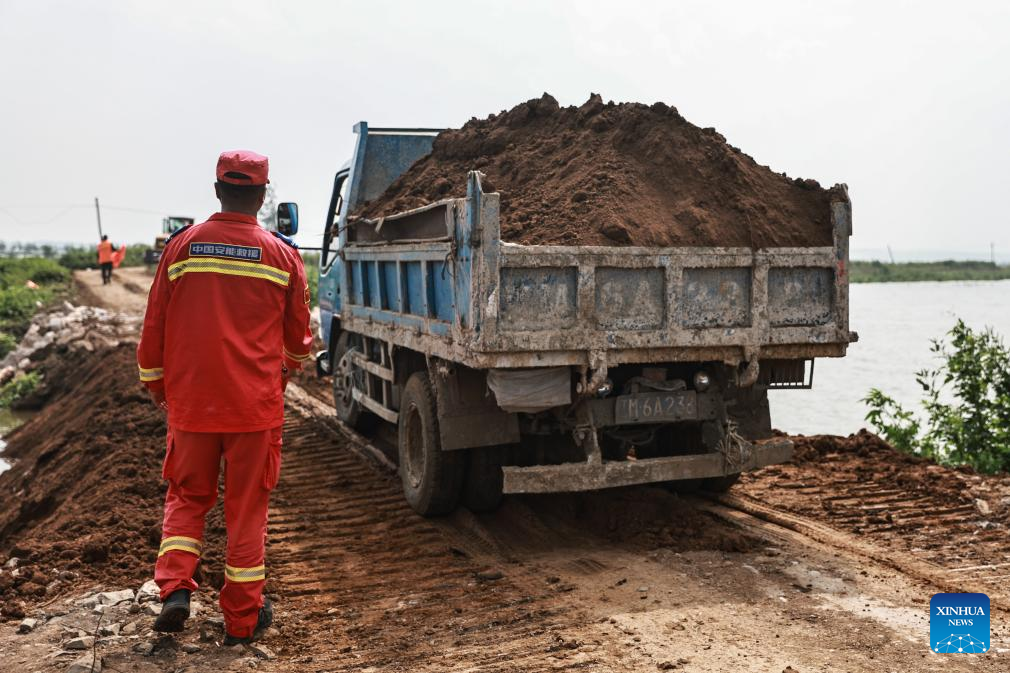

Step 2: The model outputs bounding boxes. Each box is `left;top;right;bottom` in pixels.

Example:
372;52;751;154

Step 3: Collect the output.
398;371;464;516
332;332;374;431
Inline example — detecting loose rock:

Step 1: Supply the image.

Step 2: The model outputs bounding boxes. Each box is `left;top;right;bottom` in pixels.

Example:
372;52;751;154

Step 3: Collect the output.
98;623;121;637
66;654;102;673
66;635;96;650
250;643;276;659
98;589;134;605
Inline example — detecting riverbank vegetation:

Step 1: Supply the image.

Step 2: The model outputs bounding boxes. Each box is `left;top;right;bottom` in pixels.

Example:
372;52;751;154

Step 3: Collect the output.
850;260;1010;283
0;258;70;343
864;320;1010;474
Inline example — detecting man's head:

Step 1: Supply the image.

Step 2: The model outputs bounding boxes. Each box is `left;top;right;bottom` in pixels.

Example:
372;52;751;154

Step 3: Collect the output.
101;235;108;242
215;150;269;216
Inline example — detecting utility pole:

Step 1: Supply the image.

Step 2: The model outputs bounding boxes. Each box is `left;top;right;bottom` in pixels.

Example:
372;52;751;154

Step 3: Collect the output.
94;197;103;239
886;244;895;264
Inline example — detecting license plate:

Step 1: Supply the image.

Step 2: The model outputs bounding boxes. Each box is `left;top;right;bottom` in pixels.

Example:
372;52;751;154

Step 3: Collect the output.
615;391;697;424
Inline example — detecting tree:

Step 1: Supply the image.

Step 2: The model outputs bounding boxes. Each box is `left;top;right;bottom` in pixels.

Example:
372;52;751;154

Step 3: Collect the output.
257;183;278;231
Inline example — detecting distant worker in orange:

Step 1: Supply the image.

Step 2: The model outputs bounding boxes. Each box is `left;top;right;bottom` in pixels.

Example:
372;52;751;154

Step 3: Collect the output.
137;150;313;644
97;235;118;285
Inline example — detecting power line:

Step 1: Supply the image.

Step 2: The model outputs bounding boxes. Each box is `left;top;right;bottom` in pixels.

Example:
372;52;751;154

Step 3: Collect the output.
0;203;174;225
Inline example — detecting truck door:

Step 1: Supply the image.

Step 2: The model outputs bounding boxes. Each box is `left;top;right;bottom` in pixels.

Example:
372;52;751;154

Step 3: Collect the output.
318;169;349;348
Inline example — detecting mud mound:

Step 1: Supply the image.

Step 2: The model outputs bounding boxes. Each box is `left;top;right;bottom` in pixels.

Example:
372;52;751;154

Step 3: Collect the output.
742;429;1009;529
785;430;977;507
0;346;226;619
356;93;841;248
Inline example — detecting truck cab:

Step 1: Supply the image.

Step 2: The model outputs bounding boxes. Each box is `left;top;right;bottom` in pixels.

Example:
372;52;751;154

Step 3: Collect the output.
316;123;442;351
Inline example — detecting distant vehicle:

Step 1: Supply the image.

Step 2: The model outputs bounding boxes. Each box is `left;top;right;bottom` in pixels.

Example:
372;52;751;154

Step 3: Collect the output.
290;122;856;516
145;216;195;264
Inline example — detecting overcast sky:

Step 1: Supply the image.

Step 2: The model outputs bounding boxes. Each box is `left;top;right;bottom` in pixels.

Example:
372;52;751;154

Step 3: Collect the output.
1;0;1007;260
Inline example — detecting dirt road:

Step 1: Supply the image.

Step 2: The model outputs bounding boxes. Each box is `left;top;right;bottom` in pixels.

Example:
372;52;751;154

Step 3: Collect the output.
73;267;153;315
0;269;1007;671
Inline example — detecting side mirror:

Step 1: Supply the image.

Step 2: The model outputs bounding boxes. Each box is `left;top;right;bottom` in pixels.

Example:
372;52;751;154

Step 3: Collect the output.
277;202;299;236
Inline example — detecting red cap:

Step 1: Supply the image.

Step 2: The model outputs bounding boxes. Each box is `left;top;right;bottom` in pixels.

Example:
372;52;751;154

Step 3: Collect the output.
216;150;270;186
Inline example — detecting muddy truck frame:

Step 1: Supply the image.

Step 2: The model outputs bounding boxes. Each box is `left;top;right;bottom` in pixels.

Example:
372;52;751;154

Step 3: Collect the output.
307;122;855;516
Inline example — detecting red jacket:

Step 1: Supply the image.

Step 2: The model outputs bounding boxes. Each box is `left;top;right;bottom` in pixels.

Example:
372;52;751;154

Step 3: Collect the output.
137;212;313;432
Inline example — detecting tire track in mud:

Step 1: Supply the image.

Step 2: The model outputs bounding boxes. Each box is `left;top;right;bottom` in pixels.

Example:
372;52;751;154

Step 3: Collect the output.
734;447;1010;609
265;403;600;672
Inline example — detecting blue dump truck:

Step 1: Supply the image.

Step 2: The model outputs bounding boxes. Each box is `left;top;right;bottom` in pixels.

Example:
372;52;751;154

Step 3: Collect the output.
299;122;854;516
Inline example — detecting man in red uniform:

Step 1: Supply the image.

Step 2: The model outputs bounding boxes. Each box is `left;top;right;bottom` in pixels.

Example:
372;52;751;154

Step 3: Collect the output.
137;150;313;644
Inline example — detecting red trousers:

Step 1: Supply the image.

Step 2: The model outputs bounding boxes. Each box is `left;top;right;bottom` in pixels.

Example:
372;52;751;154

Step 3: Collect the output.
155;426;282;638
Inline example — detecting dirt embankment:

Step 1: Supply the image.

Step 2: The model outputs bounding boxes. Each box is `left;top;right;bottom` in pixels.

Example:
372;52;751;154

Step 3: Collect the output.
356;93;842;248
0;346;230;620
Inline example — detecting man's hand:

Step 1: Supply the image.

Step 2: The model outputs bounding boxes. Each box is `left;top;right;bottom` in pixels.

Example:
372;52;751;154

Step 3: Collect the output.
281;365;290;392
150;388;168;412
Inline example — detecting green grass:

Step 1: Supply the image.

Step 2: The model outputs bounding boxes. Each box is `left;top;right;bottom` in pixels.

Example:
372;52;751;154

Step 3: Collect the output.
0;257;70;337
850;260;1010;283
0;371;40;408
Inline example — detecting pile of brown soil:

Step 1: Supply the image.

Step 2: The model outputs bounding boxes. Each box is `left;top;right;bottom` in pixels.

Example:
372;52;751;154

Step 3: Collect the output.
356;93;842;248
785;430;979;507
0;346;226;619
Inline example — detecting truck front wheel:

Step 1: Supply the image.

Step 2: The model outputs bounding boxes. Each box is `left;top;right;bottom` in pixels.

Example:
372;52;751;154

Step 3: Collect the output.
332;331;374;431
398;371;464;516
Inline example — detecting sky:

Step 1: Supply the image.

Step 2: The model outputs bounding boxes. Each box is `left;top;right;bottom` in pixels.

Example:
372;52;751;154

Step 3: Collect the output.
0;0;1007;260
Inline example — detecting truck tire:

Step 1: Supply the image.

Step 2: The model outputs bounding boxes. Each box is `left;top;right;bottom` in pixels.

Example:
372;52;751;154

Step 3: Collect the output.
398;371;464;516
462;446;506;513
332;332;375;431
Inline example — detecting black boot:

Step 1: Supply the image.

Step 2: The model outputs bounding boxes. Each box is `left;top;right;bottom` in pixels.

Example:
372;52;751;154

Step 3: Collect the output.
153;589;191;632
223;597;273;645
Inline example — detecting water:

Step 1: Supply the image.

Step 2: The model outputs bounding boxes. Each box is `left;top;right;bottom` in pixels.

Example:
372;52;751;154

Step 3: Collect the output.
0;407;32;476
769;280;1010;436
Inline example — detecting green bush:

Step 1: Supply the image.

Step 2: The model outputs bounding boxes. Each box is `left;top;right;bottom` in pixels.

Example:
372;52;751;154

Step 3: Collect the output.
0;257;68;288
58;243;153;270
0;258;68;335
864;320;1010;473
0;286;51;335
0;371;40;408
57;247;96;270
0;332;16;359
